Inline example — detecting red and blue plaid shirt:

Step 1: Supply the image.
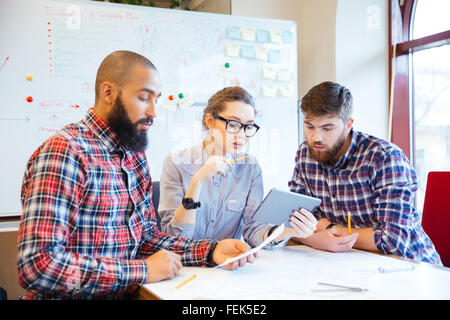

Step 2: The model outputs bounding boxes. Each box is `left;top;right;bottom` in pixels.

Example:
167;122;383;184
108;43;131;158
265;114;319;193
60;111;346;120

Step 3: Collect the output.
18;108;215;299
289;130;442;265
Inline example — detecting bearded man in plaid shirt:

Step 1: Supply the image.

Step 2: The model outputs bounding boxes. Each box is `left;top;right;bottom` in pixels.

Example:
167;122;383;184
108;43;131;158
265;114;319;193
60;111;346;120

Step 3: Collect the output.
288;81;441;265
17;51;259;300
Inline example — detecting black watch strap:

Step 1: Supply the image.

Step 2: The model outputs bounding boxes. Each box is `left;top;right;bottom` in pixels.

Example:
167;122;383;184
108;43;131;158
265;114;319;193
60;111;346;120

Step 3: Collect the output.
182;198;201;210
206;242;218;267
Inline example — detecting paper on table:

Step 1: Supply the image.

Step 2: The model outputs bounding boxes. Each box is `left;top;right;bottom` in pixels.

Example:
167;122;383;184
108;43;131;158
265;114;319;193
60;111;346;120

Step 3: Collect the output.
215;223;285;269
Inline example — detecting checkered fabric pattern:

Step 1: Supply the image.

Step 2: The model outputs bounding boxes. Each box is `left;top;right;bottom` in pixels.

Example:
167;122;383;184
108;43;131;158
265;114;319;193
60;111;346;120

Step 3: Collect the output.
18;108;216;299
288;130;441;265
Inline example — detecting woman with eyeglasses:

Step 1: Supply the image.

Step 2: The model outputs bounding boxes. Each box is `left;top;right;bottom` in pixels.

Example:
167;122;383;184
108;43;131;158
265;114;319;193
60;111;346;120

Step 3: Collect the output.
158;87;317;247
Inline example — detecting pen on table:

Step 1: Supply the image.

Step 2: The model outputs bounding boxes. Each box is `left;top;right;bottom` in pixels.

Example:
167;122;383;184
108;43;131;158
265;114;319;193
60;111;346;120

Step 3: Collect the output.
175;274;197;290
231;155;248;163
317;282;368;292
347;213;351;234
378;264;416;273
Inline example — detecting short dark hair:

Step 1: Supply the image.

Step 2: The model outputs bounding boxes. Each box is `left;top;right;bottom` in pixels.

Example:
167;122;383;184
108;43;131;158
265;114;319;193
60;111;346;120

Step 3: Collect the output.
300;81;353;120
202;86;255;129
95;50;157;100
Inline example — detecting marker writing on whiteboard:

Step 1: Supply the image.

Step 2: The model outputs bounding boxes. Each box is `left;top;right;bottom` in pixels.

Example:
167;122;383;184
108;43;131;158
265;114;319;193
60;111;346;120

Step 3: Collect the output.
0;56;10;72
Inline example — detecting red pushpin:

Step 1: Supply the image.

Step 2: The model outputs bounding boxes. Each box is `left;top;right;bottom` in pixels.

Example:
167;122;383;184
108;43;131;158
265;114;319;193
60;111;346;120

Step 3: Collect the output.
26;96;33;103
168;95;174;101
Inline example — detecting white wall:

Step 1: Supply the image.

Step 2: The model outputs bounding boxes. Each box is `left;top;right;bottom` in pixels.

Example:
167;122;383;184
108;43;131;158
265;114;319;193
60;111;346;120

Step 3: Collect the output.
231;0;337;98
195;0;389;139
335;0;389;139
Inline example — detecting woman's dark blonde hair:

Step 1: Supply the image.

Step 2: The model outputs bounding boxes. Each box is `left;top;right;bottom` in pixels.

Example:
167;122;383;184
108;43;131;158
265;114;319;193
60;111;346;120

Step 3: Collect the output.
202;86;255;130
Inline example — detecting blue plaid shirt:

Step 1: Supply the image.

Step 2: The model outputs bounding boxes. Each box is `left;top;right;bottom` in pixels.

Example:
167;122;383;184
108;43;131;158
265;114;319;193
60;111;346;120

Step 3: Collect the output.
288;130;441;265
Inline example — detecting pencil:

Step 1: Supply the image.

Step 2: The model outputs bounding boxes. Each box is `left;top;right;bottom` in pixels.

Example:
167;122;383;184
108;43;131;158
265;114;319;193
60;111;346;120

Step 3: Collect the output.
231;155;248;163
347;213;351;234
175;274;197;290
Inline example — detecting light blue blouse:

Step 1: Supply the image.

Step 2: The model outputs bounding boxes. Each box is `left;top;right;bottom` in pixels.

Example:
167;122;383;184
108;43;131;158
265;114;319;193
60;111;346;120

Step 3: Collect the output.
158;143;271;247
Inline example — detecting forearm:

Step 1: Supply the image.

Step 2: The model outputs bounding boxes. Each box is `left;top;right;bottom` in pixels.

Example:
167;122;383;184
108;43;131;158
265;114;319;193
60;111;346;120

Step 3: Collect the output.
173;175;203;226
334;226;379;251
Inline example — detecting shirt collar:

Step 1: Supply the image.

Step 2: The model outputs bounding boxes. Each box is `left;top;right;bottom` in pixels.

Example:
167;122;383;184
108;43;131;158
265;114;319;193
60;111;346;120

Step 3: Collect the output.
83;108;122;152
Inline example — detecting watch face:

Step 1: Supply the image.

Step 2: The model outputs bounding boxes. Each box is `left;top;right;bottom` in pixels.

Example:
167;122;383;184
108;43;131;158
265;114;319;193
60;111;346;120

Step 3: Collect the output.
182;198;200;209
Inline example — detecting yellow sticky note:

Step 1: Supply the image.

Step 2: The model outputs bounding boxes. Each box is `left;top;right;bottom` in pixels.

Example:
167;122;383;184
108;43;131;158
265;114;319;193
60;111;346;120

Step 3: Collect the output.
277;68;291;82
160;98;177;111
225;43;240;57
261;84;277;98
255;46;268;61
279;84;293;97
177;93;194;110
241;27;255;41
270;31;282;44
262;65;276;80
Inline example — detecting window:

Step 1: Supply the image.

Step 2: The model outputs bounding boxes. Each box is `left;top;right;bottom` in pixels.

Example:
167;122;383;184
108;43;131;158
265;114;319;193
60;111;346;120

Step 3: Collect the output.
389;0;450;214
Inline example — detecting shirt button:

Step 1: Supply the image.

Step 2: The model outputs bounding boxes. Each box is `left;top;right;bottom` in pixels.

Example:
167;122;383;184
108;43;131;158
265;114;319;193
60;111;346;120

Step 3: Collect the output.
211;220;215;223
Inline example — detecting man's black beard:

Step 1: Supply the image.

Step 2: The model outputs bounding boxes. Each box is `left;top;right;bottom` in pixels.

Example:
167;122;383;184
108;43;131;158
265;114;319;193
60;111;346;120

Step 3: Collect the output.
107;94;152;152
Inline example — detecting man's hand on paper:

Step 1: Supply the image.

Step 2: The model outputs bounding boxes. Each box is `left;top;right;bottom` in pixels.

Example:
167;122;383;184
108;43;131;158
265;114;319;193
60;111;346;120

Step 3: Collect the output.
213;239;259;270
145;249;182;283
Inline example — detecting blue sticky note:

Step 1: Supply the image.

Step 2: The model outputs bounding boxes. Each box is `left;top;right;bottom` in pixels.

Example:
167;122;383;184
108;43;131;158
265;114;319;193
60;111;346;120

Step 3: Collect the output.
268;50;281;64
282;31;294;44
256;29;270;43
240;45;256;59
227;25;242;40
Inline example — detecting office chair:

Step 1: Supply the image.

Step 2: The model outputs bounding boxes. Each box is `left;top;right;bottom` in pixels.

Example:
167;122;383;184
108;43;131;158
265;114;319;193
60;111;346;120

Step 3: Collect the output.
421;171;450;267
152;181;161;230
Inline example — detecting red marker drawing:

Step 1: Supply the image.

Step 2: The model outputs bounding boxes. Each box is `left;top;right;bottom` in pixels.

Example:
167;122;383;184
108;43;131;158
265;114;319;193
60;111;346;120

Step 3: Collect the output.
0;56;10;72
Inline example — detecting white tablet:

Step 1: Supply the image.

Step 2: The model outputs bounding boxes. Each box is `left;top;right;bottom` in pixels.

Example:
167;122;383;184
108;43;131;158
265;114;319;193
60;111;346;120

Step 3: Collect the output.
253;188;321;225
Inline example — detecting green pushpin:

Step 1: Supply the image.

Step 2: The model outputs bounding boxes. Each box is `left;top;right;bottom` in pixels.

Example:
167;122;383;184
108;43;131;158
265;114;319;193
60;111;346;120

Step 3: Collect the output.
178;93;184;99
224;62;230;68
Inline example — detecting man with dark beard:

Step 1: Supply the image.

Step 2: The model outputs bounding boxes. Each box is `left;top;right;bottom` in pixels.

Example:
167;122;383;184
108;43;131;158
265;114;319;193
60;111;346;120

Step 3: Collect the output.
17;51;259;300
288;81;441;265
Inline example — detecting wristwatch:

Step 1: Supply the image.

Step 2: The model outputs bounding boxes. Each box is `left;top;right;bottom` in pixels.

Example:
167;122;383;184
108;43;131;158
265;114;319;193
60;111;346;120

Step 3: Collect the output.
181;198;201;210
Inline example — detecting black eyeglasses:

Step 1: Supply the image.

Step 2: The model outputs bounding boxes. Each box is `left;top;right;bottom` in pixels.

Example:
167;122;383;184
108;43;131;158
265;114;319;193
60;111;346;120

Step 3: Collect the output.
212;113;260;137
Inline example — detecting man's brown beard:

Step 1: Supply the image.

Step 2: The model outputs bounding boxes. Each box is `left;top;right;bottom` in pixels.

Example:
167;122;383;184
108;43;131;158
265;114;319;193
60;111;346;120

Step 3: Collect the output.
307;129;346;164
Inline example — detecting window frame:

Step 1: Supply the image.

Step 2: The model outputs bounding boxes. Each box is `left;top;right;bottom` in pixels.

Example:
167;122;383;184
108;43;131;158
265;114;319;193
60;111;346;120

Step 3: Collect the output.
388;0;450;162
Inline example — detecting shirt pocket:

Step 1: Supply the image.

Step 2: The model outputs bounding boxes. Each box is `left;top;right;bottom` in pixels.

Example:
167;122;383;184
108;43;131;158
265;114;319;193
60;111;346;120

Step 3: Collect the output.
226;199;245;212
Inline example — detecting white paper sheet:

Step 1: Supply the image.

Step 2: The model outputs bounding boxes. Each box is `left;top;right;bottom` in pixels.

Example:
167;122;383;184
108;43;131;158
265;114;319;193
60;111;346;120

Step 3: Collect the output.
215;223;285;268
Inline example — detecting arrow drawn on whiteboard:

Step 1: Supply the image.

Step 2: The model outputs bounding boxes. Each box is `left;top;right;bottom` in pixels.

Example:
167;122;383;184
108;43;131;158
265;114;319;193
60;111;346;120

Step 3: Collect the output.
49;114;58;125
0;56;10;72
0;116;30;122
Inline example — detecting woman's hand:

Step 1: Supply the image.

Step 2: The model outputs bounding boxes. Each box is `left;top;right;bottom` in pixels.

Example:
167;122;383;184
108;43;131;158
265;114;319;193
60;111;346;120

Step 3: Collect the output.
194;155;232;183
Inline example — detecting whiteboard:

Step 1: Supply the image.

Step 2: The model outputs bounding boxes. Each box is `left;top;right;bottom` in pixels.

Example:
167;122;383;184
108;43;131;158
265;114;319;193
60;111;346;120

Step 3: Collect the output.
0;0;299;215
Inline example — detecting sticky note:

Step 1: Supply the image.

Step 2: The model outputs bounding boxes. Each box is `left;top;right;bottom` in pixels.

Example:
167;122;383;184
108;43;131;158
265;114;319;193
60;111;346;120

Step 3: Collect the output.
225;43;240;57
270;31;282;44
262;65;276;80
227;25;242;40
160;99;177;111
256;29;270;43
241;27;255;41
254;46;268;61
240;45;256;59
268;50;281;64
177;93;194;110
282;31;294;44
277;68;291;82
261;84;277;98
279;84;294;97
